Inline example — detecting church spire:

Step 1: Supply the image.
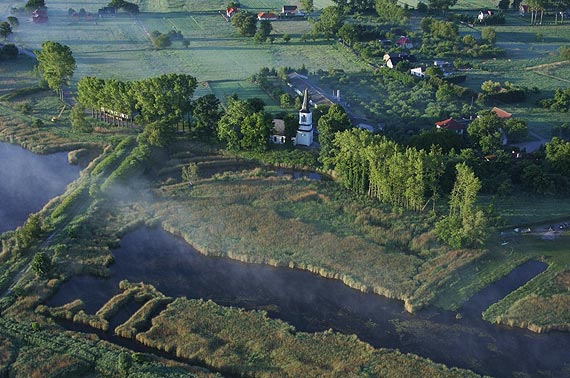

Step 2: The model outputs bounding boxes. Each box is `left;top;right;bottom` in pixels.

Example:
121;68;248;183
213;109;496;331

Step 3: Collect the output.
300;88;310;113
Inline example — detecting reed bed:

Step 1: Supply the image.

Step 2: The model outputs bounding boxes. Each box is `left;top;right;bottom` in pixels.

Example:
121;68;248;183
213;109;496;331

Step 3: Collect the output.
115;297;174;339
137;297;482;378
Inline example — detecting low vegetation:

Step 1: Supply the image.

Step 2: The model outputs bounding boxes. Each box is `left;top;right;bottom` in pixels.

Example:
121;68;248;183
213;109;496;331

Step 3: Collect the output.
138;297;482;378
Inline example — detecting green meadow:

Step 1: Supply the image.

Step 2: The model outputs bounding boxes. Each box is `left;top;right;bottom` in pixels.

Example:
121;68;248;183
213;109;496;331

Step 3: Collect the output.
10;0;345;99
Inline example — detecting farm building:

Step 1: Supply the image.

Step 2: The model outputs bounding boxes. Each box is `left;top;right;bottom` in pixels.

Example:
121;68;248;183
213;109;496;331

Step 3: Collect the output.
258;12;278;21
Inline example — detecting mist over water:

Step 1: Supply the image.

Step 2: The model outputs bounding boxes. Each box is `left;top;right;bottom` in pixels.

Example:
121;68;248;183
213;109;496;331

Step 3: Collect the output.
0;142;80;233
50;227;570;378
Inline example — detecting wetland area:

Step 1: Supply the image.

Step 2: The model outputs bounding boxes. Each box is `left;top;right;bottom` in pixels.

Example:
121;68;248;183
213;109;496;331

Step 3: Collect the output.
3;143;570;378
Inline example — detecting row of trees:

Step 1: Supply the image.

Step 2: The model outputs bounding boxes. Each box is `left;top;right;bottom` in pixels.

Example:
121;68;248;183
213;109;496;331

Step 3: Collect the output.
76;73;198;127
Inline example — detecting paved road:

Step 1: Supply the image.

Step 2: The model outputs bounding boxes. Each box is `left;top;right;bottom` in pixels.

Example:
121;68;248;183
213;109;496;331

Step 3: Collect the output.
512;130;549;153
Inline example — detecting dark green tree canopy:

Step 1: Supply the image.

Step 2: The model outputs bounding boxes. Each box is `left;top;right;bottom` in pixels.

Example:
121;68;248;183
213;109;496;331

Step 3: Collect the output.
313;6;345;39
466;111;504;154
0;22;12;40
374;0;407;24
192;94;222;141
232;11;257;36
25;0;45;11
35;41;76;94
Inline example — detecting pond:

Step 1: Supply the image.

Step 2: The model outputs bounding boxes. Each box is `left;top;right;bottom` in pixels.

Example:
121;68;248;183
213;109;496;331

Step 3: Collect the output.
0;142;81;234
49;227;570;378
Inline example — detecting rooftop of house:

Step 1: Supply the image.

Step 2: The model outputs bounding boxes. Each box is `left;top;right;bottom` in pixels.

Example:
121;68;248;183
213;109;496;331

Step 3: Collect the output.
435;118;466;131
492;107;513;119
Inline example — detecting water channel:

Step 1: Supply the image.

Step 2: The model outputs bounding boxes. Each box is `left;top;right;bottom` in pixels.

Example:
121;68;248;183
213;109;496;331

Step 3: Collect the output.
0;142;81;233
48;227;570;378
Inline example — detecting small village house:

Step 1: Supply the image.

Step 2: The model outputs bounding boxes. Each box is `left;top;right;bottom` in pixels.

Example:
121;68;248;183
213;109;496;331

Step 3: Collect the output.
281;5;304;16
226;7;238;18
271;119;287;145
410;66;426;77
478;10;494;22
491;107;512;120
435;118;467;135
395;36;413;49
383;53;416;69
258;12;278;21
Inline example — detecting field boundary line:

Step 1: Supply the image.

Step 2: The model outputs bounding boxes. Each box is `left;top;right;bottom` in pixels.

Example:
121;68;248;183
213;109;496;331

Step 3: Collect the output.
531;70;570;84
525;60;570;71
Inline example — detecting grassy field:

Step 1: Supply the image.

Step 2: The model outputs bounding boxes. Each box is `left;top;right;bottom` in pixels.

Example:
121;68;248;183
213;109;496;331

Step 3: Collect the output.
9;0;349;102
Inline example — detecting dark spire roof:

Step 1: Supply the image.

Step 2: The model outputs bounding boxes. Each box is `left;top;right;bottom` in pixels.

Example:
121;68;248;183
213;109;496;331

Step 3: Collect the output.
300;88;310;113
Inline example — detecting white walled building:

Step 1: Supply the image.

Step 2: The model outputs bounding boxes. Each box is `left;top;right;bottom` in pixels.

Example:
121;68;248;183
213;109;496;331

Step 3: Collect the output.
295;88;313;146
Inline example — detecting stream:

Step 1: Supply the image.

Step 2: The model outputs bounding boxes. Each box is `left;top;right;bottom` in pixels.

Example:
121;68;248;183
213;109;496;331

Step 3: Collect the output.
48;227;570;378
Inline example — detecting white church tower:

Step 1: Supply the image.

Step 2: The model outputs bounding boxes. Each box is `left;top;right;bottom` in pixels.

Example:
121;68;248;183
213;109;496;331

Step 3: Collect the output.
295;88;313;146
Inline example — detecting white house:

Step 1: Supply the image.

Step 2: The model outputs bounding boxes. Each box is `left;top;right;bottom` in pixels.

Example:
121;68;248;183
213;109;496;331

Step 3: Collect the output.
410;67;426;77
295;89;313;146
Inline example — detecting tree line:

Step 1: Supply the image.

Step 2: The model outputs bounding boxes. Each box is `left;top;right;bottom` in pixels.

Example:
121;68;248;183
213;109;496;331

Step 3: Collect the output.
330;128;445;212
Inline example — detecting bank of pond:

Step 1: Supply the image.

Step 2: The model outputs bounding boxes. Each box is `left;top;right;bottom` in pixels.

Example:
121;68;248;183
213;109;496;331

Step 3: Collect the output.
0;142;80;234
47;227;570;378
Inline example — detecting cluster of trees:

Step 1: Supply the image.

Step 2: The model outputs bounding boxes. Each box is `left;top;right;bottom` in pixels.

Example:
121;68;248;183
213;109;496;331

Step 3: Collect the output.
35;41;76;100
331;129;445;212
480;80;527;103
435;163;487;248
149;30;189;49
467;111;528;154
230;11;273;43
107;0;139;14
76;74;198;129
24;0;45;12
419;17;503;58
0;21;13;40
0;43;18;61
217;96;272;152
540;88;570;112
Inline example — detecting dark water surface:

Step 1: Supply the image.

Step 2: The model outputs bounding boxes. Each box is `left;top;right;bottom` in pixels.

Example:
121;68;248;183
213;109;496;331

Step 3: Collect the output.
49;227;570;378
0;142;80;233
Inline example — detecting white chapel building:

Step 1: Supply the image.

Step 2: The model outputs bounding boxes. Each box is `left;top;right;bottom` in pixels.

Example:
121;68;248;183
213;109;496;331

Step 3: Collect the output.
295;88;313;146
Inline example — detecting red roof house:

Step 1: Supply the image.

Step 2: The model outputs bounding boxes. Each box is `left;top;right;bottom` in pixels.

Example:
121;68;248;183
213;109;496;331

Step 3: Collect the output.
435;118;467;135
491;107;512;119
258;12;278;20
226;7;238;18
395;36;413;49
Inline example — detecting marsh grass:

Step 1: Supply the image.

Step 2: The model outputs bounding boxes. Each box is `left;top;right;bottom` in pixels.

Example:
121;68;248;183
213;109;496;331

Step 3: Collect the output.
137;297;482;378
151;148;483;311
